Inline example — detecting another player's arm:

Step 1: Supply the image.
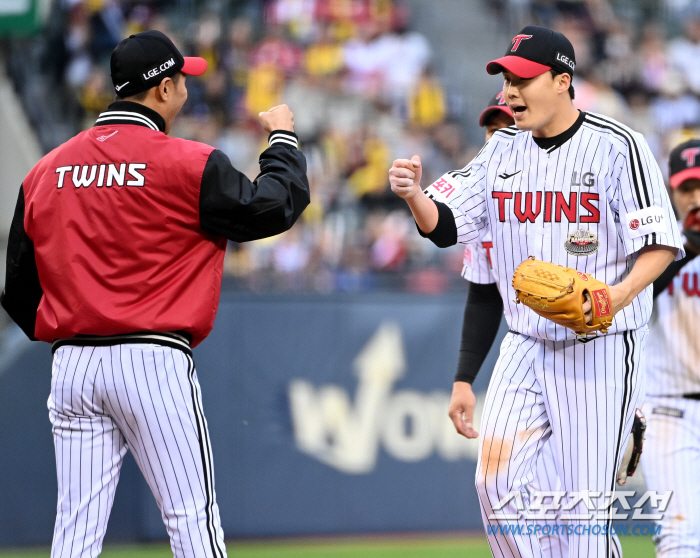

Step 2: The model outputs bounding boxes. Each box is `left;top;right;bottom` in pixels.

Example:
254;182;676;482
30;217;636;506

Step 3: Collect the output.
0;185;42;340
449;282;503;439
199;105;310;242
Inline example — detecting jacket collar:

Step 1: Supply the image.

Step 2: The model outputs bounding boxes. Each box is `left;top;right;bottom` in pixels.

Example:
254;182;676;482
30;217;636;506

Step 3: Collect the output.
94;101;166;133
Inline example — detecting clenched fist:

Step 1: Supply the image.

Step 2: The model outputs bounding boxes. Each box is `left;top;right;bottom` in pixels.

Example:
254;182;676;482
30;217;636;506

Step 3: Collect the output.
389;155;423;200
258;104;295;133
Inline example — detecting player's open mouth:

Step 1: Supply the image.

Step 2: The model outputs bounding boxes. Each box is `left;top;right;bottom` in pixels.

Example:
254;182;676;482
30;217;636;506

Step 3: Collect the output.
511;105;527;117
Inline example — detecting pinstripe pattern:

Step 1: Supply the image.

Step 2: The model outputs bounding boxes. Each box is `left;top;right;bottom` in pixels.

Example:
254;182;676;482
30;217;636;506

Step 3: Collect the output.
464;228;573;556
476;329;646;558
646;240;700;396
642;396;700;557
48;344;227;558
642;220;700;557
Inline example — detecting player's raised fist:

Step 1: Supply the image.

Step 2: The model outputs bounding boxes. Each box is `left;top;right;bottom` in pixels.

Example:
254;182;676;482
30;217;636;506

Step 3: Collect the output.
390;155;423;199
258;104;295;133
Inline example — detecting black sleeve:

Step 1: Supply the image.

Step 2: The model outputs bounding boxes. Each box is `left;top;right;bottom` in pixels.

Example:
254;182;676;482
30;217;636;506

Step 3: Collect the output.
653;245;699;298
454;281;503;384
415;200;458;248
1;185;42;340
198;130;310;242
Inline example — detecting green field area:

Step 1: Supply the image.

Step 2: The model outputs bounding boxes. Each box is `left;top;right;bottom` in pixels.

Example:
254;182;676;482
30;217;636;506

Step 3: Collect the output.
0;535;656;557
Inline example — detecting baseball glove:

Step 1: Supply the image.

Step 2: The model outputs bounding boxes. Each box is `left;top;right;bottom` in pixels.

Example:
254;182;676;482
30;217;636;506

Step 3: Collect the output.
512;257;613;336
617;409;647;486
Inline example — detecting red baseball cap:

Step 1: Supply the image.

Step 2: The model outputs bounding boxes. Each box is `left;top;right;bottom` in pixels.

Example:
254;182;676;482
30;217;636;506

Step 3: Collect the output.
486;25;576;79
479;91;513;126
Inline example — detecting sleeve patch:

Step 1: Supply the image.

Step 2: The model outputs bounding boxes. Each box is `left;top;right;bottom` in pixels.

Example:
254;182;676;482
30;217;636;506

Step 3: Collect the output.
626;206;667;239
463;246;472;267
424;173;458;203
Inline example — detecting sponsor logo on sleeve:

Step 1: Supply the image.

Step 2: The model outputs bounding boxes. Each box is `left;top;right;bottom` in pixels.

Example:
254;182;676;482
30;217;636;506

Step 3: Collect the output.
626;206;667;239
463;246;472;266
425;173;457;202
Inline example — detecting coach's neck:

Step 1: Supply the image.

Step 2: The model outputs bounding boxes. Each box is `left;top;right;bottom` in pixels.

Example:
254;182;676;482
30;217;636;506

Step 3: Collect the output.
121;73;186;136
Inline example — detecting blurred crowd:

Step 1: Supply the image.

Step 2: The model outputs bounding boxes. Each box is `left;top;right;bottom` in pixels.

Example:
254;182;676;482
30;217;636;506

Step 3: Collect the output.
21;0;700;292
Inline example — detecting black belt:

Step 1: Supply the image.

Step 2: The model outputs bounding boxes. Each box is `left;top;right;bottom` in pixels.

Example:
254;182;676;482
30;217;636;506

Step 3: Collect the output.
52;331;192;355
683;393;700;401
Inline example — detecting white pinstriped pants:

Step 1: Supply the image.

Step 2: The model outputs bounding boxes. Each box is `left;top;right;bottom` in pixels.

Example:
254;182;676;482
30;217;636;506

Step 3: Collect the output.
48;344;227;558
477;330;645;558
642;396;700;558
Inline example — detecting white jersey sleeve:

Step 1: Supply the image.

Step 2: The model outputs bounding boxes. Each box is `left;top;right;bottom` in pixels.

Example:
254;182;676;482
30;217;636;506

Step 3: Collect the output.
461;229;496;284
422;146;491;246
611;128;684;259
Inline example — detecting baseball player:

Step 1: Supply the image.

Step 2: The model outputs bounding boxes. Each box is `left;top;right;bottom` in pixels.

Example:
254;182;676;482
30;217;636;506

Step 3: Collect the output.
390;25;683;557
1;31;309;558
641;139;700;558
460;93;572;557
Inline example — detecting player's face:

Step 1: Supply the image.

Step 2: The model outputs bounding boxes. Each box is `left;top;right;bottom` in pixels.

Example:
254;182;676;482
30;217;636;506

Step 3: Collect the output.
484;112;515;141
502;70;565;134
673;178;700;221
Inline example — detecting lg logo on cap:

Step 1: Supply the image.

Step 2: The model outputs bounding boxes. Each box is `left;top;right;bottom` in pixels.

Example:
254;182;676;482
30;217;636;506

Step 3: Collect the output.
556;52;575;71
142;57;176;81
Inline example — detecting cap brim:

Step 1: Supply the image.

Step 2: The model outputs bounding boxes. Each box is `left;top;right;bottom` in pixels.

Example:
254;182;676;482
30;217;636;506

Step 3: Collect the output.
479;105;513;127
670;168;700;188
182;57;207;76
486;56;550;78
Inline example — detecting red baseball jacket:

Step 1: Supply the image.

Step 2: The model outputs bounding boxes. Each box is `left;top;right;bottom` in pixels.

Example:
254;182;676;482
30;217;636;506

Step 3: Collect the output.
2;101;309;347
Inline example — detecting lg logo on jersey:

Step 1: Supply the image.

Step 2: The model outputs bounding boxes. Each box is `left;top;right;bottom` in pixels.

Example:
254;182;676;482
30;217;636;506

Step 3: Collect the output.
55;163;147;188
571;171;595;187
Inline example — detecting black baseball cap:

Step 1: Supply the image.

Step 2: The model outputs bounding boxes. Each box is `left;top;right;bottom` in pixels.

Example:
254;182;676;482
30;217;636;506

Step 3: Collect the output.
669;139;700;188
111;30;207;98
479;90;513;126
486;25;576;79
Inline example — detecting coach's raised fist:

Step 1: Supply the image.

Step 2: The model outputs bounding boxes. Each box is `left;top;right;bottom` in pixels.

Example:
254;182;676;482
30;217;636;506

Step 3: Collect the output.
259;104;295;133
390;155;423;199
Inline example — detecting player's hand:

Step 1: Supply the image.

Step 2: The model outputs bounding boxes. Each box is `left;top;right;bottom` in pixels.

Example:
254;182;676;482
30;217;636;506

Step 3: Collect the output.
448;381;479;439
389;156;423;200
258;104;294;133
582;284;630;325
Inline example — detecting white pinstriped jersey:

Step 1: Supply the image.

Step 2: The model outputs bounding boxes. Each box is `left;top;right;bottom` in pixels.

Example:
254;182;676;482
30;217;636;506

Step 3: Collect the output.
427;111;683;341
461;229;496;285
646;225;700;396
